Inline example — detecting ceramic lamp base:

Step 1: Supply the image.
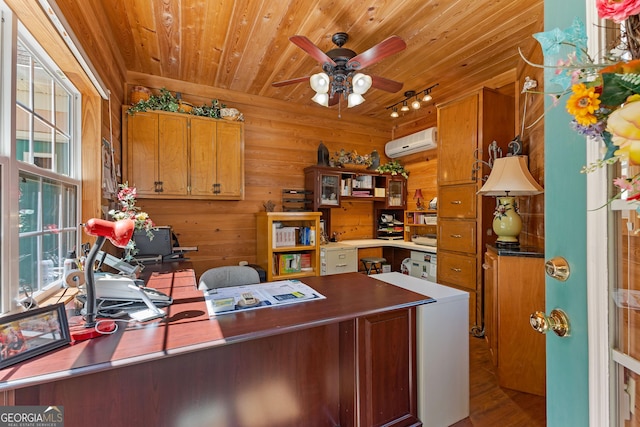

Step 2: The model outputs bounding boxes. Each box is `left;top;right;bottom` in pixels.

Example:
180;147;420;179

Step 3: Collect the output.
493;196;522;245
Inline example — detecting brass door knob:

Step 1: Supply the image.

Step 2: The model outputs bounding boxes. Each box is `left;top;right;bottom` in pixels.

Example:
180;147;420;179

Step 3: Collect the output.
545;256;570;281
530;309;570;337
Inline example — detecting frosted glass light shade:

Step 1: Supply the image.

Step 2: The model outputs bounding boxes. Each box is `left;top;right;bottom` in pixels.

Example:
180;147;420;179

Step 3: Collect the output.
422;92;432;102
310;73;330;93
311;92;329;106
352;73;372;94
347;93;365;108
411;98;421;109
390;108;399;118
478;156;543;196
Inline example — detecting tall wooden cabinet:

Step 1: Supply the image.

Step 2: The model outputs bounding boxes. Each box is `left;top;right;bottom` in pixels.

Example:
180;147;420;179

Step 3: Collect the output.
436;88;514;330
256;212;322;281
124;109;244;200
483;245;545;396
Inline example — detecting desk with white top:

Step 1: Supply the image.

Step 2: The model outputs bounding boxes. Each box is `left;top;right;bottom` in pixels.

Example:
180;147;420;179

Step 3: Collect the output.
374;272;470;427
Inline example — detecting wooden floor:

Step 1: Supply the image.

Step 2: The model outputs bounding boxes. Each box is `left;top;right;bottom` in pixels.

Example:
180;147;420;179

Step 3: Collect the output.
451;336;547;427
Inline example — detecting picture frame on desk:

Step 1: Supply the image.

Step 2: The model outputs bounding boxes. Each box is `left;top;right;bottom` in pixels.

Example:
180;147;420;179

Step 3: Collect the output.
0;303;70;370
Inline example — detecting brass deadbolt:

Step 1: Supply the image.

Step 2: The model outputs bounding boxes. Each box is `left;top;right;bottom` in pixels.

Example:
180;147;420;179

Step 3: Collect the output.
530;309;570;337
545;256;570;281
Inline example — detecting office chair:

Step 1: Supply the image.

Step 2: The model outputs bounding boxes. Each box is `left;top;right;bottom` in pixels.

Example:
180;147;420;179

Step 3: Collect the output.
198;266;260;291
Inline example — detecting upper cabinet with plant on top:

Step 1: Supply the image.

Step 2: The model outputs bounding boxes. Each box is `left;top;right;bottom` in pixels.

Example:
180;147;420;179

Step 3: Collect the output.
124;109;244;200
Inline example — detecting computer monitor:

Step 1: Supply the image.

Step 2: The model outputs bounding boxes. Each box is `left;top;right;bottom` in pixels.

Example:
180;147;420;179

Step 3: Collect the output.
132;226;174;257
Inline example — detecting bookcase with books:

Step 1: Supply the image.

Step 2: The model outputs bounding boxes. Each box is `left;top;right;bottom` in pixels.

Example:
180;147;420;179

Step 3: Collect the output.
256;211;322;281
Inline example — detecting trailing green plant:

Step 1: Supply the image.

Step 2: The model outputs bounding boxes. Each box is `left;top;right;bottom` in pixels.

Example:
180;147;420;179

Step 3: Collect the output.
376;160;409;178
127;87;226;118
127;88;179;114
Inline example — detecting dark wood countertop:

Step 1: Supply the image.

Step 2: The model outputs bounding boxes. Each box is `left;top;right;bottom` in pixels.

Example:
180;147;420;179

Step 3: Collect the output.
0;270;432;391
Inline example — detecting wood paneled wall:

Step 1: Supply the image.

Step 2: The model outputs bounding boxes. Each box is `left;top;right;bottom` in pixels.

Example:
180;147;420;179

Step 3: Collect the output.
124;74;396;277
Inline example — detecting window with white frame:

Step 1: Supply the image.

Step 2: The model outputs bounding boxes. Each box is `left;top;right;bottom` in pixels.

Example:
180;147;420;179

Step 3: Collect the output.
10;27;81;307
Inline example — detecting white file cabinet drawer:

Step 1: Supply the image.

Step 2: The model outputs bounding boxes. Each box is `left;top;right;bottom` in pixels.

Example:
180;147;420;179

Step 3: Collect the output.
320;244;358;275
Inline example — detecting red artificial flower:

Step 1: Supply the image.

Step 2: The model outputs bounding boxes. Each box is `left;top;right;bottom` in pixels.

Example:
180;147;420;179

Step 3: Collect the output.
596;0;640;23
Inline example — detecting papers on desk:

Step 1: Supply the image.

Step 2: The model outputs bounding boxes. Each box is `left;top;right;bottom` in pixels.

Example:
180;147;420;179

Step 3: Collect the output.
203;280;326;316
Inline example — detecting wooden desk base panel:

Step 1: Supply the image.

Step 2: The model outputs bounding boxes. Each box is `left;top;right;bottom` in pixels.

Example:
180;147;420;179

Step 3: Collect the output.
13;311;420;427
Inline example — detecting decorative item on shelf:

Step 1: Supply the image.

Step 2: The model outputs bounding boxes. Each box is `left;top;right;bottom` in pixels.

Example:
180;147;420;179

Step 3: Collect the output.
263;200;275;212
368;149;380;170
281;189;312;212
130;85;152;104
414;189;425;210
329;149;373;168
220;107;241;121
127;87;240;120
478;156;543;247
376;160;409;178
317;141;330;166
178;101;193;113
386;83;438;118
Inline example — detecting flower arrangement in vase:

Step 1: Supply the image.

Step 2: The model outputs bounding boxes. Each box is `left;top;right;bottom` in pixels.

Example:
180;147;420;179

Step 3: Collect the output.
108;182;155;260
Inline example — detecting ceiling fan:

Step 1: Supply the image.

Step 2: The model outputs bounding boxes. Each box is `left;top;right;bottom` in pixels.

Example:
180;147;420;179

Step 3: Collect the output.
272;32;406;108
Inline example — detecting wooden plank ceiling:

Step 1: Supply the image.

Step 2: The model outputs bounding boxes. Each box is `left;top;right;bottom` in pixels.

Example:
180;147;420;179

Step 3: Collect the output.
98;0;543;122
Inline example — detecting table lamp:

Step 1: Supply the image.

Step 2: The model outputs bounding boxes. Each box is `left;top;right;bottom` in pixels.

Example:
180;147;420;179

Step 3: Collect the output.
478;156;543;247
81;218;135;330
414;189;425;210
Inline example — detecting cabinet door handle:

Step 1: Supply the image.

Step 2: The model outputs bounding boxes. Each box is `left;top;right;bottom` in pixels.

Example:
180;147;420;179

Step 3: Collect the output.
482;263;489;270
155;181;163;192
450;234;462;238
450;200;462;204
450;267;462;272
336;263;347;267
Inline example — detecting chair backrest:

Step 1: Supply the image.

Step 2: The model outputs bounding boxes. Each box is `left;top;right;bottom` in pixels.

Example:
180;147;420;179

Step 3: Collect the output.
198;266;260;291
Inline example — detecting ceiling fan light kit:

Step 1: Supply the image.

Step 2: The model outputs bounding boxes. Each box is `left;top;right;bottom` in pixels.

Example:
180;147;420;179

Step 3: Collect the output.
272;32;406;110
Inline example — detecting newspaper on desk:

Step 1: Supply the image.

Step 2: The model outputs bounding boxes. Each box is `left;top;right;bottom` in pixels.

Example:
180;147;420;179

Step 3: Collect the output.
203;280;326;316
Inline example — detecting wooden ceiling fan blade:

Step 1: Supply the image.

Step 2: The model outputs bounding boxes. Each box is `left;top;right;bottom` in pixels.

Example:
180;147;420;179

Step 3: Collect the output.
347;35;406;69
370;75;404;93
272;76;311;87
290;35;336;66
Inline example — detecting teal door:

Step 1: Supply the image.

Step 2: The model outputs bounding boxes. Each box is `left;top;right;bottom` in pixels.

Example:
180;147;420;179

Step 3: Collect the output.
544;1;590;425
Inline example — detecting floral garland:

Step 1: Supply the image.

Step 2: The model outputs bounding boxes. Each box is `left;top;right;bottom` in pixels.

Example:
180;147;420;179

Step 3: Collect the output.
527;3;640;202
108;182;155;260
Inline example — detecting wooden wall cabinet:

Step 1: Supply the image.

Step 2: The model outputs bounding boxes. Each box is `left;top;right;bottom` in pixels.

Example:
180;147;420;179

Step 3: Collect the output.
436;87;514;330
304;166;407;210
483;246;546;396
256;212;322;281
125;109;244;200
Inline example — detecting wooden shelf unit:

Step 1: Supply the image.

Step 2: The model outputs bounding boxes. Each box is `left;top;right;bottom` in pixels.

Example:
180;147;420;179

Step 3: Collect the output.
404;210;437;242
256;211;322;281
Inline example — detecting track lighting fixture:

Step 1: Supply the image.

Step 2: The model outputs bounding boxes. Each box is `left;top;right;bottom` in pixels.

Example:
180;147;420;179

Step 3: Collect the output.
386;83;439;118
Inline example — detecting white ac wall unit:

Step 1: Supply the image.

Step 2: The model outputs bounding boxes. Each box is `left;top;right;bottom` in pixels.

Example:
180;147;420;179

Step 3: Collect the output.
385;127;437;158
